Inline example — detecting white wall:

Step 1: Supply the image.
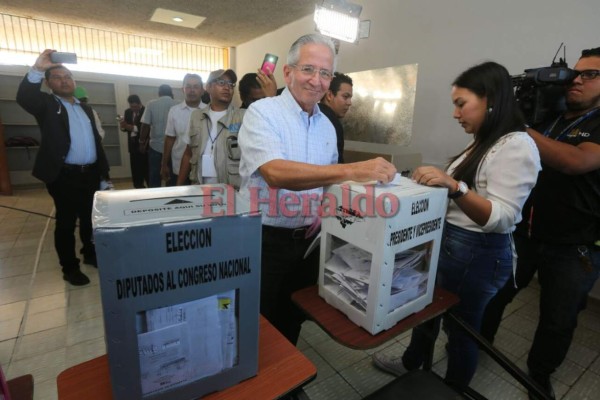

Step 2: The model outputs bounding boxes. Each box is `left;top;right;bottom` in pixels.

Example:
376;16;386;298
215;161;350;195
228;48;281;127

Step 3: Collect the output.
236;0;600;298
235;0;599;166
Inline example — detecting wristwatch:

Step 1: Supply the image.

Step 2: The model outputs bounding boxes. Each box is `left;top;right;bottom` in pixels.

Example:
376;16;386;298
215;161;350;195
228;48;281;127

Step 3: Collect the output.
448;181;469;199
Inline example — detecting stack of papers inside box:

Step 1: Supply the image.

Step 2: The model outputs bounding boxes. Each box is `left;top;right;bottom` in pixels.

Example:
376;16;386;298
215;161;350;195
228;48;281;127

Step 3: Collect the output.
324;243;428;312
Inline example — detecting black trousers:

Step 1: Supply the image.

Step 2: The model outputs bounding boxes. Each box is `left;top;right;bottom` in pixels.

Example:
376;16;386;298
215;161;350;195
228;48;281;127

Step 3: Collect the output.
480;234;537;343
260;225;320;345
129;149;148;189
46;166;100;273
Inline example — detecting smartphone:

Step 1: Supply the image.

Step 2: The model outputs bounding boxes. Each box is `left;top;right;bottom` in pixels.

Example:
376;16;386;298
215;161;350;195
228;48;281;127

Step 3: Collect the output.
50;52;78;64
261;53;278;75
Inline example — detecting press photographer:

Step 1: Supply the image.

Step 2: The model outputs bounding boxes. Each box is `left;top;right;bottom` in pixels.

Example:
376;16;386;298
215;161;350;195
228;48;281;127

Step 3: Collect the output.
512;45;579;126
483;47;600;400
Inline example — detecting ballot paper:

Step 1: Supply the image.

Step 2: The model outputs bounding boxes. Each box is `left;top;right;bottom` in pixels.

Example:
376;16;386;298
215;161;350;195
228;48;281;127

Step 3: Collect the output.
138;323;192;395
217;290;238;369
324;243;428;313
139;292;238;396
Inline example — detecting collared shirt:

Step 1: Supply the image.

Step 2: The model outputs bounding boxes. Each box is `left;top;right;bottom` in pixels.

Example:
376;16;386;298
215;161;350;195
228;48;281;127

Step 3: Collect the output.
27;68;97;165
238;88;337;228
140;95;179;152
445;131;541;234
165;101;207;174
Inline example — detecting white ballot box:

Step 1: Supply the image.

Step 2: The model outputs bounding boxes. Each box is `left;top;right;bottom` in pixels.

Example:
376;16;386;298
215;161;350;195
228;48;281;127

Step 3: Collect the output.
92;185;261;400
319;176;448;334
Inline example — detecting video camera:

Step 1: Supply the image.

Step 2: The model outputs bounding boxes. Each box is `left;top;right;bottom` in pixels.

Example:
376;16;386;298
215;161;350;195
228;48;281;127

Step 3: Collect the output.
512;43;577;126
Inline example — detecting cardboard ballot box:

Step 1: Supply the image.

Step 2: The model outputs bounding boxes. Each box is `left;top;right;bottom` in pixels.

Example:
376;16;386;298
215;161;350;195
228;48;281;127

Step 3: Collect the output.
92;185;261;400
319;177;448;334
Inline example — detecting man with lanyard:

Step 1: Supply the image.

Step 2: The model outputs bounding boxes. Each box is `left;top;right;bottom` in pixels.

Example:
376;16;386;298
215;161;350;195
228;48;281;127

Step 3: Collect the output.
16;49;110;286
524;47;600;399
177;69;245;188
238;33;396;345
161;73;207;186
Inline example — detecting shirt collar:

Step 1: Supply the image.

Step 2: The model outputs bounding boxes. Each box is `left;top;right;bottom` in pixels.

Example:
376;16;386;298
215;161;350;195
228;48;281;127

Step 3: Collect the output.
281;87;322;118
179;101;205;111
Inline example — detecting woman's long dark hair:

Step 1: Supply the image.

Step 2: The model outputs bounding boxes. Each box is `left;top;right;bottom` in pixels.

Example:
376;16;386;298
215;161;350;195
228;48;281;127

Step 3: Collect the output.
449;61;525;188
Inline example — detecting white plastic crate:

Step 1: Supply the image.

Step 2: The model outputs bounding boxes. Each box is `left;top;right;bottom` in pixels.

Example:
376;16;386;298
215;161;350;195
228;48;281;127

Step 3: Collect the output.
318;177;448;334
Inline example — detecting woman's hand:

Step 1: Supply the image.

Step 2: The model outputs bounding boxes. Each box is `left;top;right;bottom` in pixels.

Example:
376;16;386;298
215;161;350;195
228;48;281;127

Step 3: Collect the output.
412;166;457;191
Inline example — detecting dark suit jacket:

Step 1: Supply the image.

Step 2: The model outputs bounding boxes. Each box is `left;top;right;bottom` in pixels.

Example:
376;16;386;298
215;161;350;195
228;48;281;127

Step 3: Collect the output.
319;103;345;164
16;74;110;184
123;106;145;153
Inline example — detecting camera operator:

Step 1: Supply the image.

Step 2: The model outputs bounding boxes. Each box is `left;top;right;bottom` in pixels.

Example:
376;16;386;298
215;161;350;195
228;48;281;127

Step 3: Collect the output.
514;47;600;399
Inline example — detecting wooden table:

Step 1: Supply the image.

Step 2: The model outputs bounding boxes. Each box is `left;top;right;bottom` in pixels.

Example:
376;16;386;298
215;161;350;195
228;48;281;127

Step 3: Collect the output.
57;316;316;400
291;286;459;351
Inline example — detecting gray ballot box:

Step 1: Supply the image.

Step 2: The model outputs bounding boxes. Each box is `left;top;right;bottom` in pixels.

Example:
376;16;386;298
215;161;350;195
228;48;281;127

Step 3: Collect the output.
319;176;448;334
92;185;261;400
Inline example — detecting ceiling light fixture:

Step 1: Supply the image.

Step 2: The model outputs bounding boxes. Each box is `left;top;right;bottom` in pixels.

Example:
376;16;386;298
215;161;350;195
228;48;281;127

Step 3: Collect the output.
314;0;362;43
150;8;206;29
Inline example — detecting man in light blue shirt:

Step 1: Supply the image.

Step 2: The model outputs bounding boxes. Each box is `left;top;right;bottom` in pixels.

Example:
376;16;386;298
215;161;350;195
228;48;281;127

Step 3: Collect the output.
139;84;178;187
239;33;396;344
16;49;110;286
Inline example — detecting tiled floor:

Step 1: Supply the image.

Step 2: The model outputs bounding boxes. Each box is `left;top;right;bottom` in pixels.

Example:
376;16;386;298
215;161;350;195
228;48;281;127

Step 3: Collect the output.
1;184;600;399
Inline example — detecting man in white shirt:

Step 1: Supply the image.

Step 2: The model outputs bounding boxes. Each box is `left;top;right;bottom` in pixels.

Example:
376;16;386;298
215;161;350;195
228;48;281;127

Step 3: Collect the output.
238;33;396;344
161;74;207;186
177;69;245;188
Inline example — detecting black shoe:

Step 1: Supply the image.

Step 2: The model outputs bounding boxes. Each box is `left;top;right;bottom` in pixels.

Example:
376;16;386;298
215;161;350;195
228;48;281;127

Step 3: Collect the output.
82;254;98;268
63;270;90;286
528;372;555;400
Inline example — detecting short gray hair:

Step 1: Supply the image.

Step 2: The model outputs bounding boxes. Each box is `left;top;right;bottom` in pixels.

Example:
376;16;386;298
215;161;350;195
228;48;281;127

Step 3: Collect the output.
183;73;203;87
287;34;337;72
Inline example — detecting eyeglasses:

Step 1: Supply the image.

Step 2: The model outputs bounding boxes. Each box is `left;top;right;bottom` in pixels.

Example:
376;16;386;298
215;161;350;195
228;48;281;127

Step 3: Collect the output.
291;64;333;81
575;69;600;81
212;79;235;88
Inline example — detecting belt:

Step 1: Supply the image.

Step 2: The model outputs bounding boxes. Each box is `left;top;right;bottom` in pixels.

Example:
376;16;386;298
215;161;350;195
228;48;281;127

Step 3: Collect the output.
263;225;310;240
62;163;97;173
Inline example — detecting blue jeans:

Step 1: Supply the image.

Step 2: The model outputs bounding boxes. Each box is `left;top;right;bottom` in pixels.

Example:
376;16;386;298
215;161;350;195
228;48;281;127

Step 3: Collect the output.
527;241;600;377
403;223;513;387
148;147;163;188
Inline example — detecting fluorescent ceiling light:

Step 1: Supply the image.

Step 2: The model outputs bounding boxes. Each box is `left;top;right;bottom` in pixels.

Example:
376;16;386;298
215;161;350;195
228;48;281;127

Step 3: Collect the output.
314;0;362;43
150;8;205;29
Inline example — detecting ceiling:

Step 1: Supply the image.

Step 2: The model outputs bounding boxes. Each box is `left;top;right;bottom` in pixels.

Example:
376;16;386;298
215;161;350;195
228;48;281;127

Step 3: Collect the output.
2;0;319;48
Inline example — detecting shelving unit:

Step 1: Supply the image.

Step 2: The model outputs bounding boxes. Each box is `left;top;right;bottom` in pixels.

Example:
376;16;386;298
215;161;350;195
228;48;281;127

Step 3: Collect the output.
0;73;121;184
0;65;186;186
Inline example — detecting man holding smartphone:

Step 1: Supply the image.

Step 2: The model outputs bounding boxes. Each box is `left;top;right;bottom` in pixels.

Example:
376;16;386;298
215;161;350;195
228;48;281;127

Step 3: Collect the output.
16;49;110;286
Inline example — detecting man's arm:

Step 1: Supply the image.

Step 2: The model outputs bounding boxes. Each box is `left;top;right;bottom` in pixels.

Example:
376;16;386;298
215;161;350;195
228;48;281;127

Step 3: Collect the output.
259;157;396;191
177;146;192;185
16;49;59;114
139;123;150;154
161;135;176;181
528;128;600;174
